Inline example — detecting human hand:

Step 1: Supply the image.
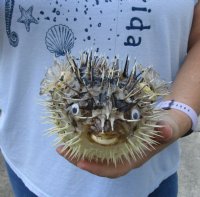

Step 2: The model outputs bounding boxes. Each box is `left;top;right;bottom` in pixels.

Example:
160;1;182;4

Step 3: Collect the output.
56;110;191;178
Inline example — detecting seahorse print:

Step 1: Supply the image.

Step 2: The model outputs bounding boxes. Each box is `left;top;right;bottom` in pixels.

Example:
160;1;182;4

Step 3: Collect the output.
5;0;19;47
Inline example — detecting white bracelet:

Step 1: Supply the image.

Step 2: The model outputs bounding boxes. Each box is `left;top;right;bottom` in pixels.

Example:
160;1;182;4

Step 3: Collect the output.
156;100;198;130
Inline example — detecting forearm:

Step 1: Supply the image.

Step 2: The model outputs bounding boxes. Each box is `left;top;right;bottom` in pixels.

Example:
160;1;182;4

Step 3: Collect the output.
165;3;200;136
168;40;200;112
169;2;200;110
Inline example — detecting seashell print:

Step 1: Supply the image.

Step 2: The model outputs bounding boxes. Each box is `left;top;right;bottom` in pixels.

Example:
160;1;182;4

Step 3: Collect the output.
45;25;75;57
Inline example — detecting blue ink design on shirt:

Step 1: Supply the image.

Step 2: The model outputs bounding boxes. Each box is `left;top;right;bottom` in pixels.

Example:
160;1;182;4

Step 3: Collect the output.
17;5;38;32
45;24;75;57
124;4;152;47
5;0;19;47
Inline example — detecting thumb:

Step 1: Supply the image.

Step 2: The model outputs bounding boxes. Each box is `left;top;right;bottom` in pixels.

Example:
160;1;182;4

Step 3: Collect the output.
155;121;173;143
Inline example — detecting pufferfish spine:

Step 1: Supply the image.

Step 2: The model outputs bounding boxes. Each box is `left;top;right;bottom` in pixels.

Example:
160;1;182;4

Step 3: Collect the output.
40;51;169;165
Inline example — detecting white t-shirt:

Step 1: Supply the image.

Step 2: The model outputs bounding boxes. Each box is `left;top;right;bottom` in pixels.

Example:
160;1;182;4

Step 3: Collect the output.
0;1;197;196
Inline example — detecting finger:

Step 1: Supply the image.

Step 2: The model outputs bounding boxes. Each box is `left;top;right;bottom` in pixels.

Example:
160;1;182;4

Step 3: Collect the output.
76;159;133;178
56;146;79;166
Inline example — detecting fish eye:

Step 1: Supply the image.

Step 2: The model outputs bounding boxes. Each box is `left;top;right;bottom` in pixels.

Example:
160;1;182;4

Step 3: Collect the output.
70;103;79;115
59;75;64;81
131;109;141;120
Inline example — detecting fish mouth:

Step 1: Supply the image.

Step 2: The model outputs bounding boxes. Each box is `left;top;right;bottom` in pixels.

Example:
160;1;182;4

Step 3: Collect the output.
85;119;133;146
88;132;123;146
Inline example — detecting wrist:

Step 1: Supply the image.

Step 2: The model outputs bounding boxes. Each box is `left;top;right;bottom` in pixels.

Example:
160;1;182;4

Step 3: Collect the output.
156;100;198;138
166;109;192;138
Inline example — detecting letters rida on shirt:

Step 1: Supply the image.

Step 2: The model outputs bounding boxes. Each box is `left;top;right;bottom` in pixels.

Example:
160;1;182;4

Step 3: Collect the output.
124;6;151;47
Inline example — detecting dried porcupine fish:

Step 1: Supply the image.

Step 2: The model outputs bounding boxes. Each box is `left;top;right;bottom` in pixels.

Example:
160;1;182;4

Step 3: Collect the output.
40;52;169;165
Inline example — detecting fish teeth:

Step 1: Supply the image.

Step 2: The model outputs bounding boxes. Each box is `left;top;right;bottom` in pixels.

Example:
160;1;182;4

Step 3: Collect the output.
90;134;119;146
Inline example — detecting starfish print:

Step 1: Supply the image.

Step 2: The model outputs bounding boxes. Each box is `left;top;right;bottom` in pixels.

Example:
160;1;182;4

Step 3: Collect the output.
17;5;38;32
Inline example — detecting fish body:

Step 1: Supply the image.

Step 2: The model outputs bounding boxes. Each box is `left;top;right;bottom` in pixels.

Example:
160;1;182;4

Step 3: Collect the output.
40;52;169;165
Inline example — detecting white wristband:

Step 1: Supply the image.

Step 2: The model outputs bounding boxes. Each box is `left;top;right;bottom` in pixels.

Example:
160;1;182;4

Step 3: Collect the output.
156;100;198;130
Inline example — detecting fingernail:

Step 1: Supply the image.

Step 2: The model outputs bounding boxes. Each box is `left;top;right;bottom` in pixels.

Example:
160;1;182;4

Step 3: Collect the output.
56;146;64;154
77;161;87;169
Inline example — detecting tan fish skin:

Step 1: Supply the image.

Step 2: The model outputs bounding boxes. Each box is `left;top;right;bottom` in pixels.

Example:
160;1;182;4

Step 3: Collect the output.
40;51;169;165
